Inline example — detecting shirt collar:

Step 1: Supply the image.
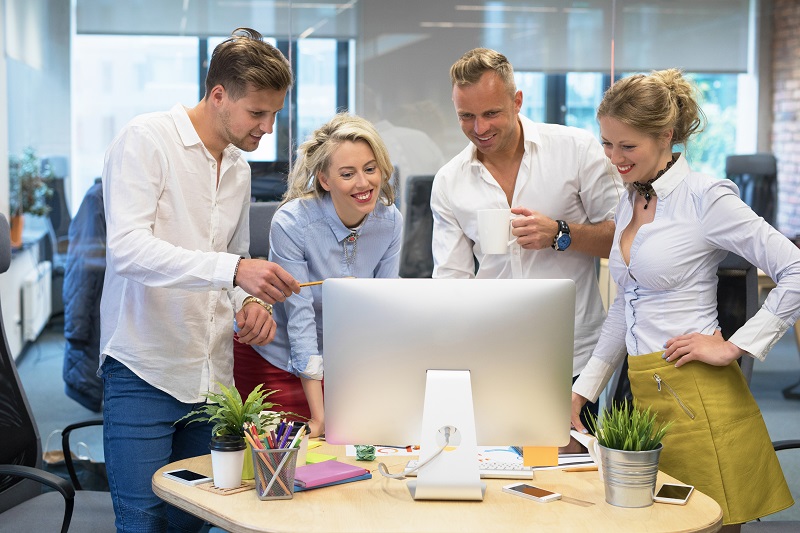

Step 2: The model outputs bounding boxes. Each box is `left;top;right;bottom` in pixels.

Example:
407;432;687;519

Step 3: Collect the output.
467;114;540;168
321;194;365;242
170;104;242;163
650;153;688;199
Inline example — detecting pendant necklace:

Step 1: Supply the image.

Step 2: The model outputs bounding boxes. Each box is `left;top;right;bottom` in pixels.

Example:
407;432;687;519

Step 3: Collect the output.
630;157;676;209
343;217;366;267
343;229;359;266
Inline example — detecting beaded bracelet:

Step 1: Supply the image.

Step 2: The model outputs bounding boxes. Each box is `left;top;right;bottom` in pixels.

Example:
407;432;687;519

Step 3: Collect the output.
242;295;273;315
232;256;243;287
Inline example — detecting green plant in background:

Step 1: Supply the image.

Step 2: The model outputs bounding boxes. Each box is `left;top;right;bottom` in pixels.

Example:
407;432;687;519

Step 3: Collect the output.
9;147;54;217
589;401;672;452
177;383;284;438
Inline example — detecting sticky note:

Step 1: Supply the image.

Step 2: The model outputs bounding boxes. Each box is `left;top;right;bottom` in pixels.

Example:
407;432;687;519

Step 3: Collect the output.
522;446;559;467
305;452;337;464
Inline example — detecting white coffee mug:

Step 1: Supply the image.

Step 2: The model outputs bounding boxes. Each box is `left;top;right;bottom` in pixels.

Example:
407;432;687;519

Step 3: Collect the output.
585;436;604;482
477;209;515;254
209;436;246;489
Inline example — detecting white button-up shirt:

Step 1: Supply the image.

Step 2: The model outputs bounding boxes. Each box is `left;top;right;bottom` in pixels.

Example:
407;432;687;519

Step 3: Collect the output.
573;154;800;402
100;104;251;403
431;115;622;375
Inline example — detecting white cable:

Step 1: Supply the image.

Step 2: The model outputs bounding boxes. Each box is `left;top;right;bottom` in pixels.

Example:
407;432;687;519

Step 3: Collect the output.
377;427;452;480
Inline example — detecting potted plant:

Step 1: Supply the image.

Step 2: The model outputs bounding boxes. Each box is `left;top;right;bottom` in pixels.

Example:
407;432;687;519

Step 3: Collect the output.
8;147;54;247
177;383;289;481
587;401;672;508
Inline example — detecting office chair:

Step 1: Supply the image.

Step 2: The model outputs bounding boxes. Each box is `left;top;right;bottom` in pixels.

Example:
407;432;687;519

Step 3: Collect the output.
608;252;760;405
398;174;435;278
248;201;281;259
0;214;115;533
725;153;778;228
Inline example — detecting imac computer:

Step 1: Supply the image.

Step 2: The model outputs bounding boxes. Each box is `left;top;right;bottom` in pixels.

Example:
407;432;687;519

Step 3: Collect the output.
323;278;575;501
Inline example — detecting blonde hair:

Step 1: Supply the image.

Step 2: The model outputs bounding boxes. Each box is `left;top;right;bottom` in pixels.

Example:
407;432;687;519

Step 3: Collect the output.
450;48;516;98
596;68;705;146
283;113;395;205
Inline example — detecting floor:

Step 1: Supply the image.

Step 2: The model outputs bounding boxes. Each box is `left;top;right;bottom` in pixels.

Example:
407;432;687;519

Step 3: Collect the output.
14;314;800;523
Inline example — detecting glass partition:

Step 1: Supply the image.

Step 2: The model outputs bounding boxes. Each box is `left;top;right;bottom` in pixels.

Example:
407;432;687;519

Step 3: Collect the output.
71;0;758;207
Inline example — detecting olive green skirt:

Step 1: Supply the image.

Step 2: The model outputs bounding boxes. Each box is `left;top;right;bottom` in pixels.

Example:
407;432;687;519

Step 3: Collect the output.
628;352;793;525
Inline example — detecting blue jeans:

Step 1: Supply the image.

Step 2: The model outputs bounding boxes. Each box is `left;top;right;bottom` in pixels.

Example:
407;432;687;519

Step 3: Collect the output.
102;357;212;533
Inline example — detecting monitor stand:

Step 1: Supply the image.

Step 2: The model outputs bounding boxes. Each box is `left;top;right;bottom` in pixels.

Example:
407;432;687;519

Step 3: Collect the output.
407;369;486;501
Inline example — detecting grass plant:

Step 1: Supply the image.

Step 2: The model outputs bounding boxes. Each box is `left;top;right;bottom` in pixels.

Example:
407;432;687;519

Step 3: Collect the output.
588;401;672;452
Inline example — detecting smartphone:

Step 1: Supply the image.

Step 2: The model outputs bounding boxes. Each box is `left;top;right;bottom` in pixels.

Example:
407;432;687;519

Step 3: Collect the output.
653;483;694;505
502;483;561;502
162;469;213;486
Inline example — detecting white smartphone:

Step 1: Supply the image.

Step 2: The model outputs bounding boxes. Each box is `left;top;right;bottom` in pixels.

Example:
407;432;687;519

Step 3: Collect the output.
162;469;213;486
653;483;694;505
502;483;561;502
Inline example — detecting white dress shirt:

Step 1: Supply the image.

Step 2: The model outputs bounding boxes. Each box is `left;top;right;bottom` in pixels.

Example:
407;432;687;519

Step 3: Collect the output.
431;115;622;375
100;104;251;403
573;154;800;402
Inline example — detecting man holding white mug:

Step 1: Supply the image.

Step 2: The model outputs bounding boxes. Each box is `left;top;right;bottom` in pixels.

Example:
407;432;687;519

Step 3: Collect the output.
430;48;621;431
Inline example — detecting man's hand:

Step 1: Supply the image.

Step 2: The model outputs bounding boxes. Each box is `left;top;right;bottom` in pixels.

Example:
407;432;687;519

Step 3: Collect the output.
663;329;745;367
234;302;277;346
235;259;300;304
510;207;558;250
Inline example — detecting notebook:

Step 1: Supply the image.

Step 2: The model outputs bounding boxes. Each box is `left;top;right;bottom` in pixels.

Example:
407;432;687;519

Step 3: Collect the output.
294;460;370;488
293;472;372;492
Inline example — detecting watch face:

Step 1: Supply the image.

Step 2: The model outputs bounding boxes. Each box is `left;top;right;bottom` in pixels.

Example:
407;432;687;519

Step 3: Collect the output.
556;234;571;250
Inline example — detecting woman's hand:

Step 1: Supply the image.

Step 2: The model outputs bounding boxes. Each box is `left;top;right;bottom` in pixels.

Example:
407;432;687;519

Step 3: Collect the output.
663;329;745;367
571;392;589;434
307;418;325;438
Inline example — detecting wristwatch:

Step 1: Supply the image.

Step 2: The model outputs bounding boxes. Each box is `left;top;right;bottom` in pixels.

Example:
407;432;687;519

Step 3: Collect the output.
552;220;571;251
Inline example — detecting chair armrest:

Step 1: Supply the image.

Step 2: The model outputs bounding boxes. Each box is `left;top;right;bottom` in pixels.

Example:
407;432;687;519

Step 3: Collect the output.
0;465;75;533
773;440;800;452
61;419;103;490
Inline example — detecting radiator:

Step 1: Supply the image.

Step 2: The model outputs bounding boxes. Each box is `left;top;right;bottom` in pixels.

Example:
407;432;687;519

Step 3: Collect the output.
22;260;52;342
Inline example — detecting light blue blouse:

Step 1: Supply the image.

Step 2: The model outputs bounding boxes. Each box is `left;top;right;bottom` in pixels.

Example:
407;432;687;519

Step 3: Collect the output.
251;194;403;379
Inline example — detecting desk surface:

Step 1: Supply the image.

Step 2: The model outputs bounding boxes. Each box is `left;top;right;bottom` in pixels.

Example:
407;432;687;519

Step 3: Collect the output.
153;443;722;533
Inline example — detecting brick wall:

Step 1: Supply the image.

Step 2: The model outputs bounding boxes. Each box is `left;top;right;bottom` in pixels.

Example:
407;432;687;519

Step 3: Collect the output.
773;0;800;238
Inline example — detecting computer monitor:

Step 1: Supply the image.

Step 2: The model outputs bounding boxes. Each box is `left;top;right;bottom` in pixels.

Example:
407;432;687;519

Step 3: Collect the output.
323;278;575;501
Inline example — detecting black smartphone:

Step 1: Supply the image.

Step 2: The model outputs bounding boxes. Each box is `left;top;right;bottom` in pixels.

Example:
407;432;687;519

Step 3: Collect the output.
162;469;213;486
653;483;694;505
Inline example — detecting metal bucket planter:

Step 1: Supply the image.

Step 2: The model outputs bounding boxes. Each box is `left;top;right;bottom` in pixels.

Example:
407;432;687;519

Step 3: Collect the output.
598;443;662;508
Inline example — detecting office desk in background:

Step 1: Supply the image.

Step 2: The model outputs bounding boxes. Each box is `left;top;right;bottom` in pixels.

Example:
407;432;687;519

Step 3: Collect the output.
152;442;722;533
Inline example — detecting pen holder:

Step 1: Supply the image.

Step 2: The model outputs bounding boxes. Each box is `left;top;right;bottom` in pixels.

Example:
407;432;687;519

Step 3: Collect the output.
252;447;299;500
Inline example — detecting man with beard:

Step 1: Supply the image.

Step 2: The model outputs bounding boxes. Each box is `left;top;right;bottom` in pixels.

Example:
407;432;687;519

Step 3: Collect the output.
99;28;300;532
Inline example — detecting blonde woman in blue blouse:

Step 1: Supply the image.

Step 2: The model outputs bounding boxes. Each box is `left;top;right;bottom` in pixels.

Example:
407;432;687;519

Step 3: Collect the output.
571;69;798;530
234;113;403;437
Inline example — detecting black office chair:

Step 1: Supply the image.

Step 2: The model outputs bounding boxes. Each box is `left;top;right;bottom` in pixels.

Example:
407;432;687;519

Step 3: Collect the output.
249;201;281;259
399;174;435;278
726;153;778;228
0;214;115;533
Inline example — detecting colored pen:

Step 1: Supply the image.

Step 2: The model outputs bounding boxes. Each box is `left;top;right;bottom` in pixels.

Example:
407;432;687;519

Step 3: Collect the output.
278;422;294;448
288;423;308;449
299;280;324;287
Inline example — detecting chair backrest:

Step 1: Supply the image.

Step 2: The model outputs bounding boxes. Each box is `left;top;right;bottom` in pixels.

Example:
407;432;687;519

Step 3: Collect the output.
0;214;44;513
249;201;281;259
725;153;778;227
716;252;759;384
399;175;435;278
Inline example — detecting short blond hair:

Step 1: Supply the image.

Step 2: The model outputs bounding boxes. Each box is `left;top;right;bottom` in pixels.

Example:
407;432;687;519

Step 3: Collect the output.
450;48;516;97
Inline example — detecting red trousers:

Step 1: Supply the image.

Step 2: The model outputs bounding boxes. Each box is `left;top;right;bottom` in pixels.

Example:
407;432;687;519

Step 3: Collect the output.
232;340;311;421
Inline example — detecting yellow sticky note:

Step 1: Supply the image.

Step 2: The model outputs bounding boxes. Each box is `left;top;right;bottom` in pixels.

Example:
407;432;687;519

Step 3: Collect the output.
307;440;324;450
305;452;337;464
522;446;559;467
